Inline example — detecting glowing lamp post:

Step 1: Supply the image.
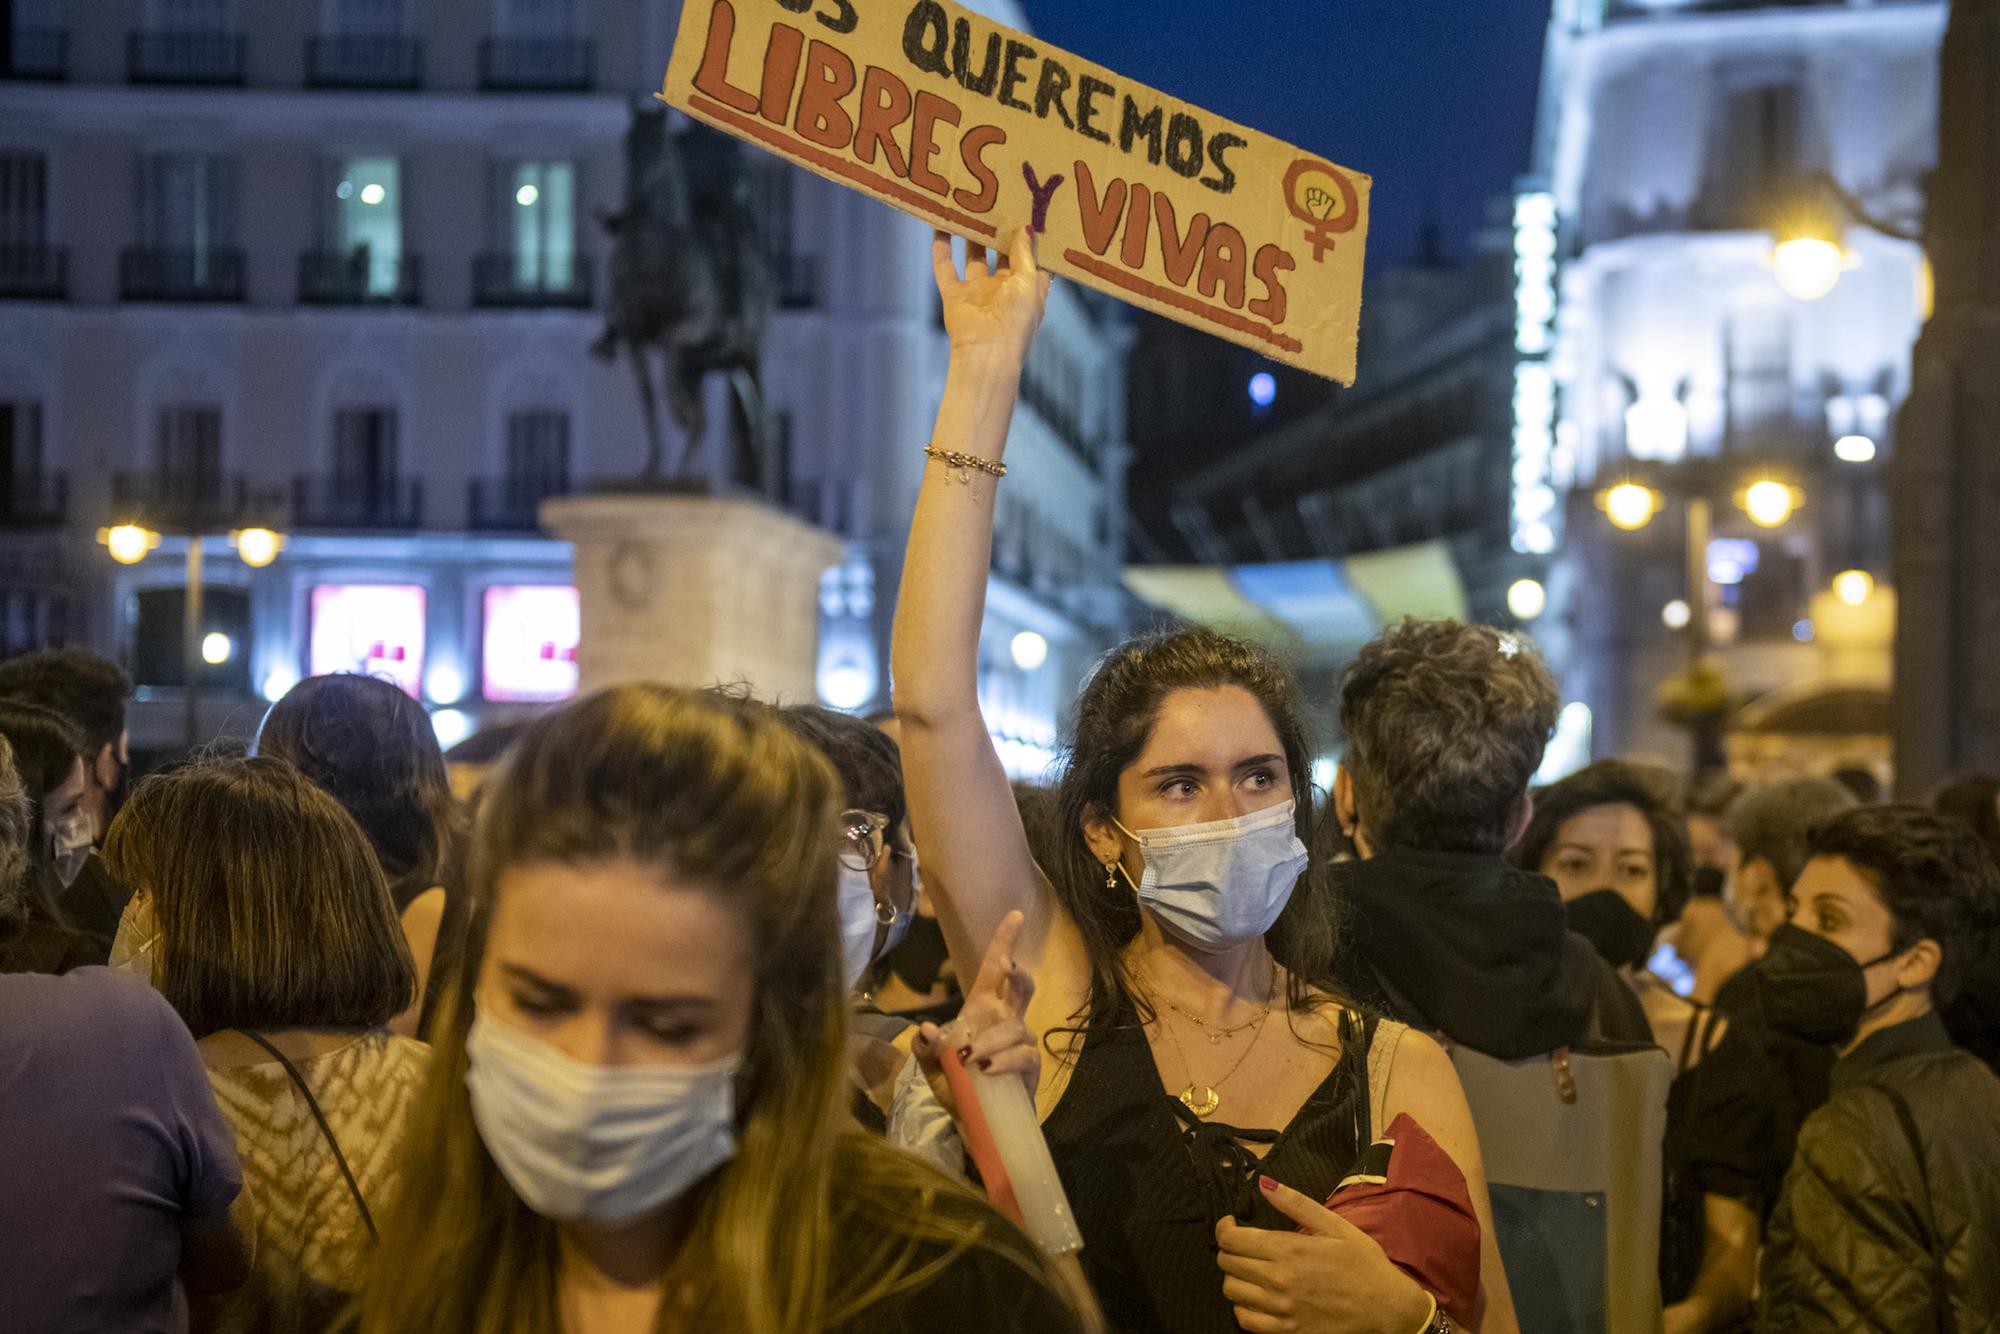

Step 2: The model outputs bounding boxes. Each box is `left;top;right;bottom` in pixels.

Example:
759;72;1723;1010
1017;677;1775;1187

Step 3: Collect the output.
1598;483;1663;532
1506;579;1547;622
1739;480;1804;529
98;521;287;753
1771;235;1848;301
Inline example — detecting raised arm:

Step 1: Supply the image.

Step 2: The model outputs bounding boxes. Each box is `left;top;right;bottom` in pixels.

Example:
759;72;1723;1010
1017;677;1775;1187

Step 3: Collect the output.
892;227;1061;983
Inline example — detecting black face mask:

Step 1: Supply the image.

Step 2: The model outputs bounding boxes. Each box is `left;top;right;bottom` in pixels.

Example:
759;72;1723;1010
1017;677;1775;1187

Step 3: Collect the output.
1751;923;1904;1049
1565;889;1658;971
883;914;950;995
1690;866;1726;900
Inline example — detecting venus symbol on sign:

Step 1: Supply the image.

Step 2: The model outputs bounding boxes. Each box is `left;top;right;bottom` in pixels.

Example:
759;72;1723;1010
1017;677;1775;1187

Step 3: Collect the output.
1282;158;1361;263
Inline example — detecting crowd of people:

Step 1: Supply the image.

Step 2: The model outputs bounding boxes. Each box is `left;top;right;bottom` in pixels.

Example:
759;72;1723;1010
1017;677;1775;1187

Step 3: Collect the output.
2;227;1997;1333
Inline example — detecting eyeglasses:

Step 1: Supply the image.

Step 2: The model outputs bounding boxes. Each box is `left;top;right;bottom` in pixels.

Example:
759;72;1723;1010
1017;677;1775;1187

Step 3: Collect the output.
838;809;890;873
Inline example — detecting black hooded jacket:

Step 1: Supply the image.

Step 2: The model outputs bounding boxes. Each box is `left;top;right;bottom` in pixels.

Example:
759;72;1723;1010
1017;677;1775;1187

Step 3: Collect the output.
1335;848;1653;1058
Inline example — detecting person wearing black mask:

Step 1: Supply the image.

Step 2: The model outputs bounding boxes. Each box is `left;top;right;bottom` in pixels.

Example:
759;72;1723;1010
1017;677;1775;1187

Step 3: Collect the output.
1755;806;2000;1327
1516;762;1773;1333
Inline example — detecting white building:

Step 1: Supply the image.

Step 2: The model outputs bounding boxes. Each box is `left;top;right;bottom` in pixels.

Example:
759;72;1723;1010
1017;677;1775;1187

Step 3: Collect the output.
1527;0;1939;769
0;0;1128;769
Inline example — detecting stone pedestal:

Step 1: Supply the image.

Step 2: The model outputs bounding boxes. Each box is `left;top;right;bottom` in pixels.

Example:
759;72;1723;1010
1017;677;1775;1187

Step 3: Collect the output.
542;492;843;702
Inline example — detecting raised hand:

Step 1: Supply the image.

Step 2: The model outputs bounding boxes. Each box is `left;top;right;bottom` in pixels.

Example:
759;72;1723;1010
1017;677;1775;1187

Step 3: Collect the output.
931;225;1053;369
1214;1176;1435;1334
913;909;1040;1107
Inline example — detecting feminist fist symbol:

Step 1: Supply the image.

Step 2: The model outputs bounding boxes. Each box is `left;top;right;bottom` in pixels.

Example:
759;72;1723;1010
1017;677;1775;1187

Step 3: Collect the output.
1283;159;1361;262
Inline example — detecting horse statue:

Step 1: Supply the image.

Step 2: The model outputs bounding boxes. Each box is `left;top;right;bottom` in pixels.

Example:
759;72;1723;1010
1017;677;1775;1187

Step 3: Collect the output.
593;108;775;487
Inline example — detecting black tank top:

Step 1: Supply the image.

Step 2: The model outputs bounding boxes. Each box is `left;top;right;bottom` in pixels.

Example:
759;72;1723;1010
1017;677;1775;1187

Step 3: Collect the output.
1041;995;1375;1334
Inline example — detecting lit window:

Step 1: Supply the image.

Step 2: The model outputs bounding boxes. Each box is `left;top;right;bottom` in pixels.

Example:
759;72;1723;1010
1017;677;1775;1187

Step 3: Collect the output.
482;585;580;702
309;584;426;695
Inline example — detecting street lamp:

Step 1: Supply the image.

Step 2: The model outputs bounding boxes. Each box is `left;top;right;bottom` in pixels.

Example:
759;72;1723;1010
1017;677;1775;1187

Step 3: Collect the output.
1507;578;1547;622
232;527;284;568
1771;235;1847;301
1010;630;1050;672
1834;570;1875;607
1599;482;1663;532
98;522;287;753
1740;479;1803;528
100;524;160;565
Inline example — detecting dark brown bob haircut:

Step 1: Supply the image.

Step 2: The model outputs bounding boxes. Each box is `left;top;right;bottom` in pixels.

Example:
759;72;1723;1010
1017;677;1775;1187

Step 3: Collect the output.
102;756;415;1038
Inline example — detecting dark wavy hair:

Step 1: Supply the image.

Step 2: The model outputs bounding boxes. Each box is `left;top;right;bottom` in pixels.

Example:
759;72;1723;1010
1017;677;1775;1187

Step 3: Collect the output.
1050;627;1337;1030
1515;759;1695;926
254;674;457;904
1806;805;2000;1006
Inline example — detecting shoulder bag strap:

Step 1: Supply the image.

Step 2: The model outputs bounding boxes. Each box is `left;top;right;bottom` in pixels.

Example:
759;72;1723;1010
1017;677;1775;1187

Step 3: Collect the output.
1876;1083;1954;1334
236;1031;379;1242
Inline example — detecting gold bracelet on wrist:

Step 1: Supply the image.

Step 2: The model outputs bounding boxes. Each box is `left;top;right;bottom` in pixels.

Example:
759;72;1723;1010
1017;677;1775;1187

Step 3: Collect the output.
923;445;1007;479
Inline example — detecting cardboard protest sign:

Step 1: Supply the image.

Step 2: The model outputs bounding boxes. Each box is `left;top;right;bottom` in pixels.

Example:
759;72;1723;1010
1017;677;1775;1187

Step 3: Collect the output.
660;0;1371;383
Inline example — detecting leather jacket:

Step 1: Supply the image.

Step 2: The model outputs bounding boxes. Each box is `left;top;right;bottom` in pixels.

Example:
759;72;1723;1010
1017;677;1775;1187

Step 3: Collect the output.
1759;1012;2000;1332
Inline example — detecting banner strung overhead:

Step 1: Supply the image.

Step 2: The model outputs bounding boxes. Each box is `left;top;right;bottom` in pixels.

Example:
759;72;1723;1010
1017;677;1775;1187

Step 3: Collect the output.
660;0;1371;383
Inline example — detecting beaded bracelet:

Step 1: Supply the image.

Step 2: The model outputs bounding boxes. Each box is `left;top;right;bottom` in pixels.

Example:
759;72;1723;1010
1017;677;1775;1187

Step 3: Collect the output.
923;444;1007;480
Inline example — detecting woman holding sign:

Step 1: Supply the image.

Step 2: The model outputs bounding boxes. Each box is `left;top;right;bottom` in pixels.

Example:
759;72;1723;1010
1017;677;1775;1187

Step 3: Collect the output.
892;226;1519;1334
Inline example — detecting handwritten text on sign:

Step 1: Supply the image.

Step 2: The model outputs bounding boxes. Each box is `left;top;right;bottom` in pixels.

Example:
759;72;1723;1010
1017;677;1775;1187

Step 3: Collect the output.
661;0;1371;384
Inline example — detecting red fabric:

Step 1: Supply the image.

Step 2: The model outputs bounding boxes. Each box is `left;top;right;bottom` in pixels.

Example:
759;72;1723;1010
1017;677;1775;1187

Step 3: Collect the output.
1325;1112;1482;1324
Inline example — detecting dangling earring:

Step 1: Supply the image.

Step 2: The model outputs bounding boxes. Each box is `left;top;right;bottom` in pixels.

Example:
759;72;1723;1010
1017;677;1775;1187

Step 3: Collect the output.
1105;862;1119;890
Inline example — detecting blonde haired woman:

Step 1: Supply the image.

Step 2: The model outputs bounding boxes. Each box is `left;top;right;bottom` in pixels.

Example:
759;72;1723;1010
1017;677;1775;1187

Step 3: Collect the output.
347;685;1094;1334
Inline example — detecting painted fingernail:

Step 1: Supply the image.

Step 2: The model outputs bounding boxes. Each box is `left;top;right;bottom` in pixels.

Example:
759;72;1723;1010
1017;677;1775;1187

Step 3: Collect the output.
976;1057;993;1071
1258;1174;1279;1193
957;1046;972;1061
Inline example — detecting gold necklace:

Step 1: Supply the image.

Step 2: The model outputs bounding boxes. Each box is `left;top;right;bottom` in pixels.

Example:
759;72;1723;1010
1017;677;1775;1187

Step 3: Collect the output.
1154;996;1273;1120
1152;989;1274;1046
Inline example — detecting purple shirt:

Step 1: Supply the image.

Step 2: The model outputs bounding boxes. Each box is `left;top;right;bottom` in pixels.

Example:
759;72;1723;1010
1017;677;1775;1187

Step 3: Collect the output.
0;967;243;1333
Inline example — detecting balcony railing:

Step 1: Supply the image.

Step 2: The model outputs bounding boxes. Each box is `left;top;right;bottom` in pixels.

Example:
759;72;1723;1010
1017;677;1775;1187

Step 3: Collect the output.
3;27;67;80
127;30;245;85
120;247;246;302
0;473;67;526
472;253;592;308
292;475;424;530
298;251;422;306
468;475;573;531
0;247;67;300
305;35;422;88
478;36;593;91
110;471;281;533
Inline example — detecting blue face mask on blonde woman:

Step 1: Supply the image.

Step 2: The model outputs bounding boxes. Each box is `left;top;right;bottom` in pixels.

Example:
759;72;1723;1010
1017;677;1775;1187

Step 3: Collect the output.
342;686;1096;1334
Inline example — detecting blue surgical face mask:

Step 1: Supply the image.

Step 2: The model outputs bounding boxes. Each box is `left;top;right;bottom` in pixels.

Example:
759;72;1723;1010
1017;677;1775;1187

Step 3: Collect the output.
464;1014;742;1225
1114;800;1309;951
838;861;915;992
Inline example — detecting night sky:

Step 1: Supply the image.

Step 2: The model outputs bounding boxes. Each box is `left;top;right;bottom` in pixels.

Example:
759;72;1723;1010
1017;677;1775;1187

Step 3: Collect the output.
1018;0;1554;268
